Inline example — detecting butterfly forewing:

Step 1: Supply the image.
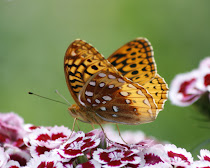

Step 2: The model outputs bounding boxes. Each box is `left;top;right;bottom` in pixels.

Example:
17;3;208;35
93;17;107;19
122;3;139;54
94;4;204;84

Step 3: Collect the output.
108;38;156;85
79;70;158;124
64;39;119;105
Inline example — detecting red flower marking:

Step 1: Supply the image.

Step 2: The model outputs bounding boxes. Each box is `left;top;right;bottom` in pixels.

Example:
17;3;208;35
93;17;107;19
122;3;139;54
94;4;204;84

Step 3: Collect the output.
144;153;163;165
10;154;27;166
204;74;210;86
204;155;210;162
29;125;40;130
36;146;51;155
37;161;55;168
178;78;196;96
36;134;51;142
0;133;8;143
51;133;66;140
168;151;189;163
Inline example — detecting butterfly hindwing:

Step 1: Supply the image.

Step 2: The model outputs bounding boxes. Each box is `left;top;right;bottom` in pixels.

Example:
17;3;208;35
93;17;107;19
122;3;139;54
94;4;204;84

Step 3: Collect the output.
143;74;168;110
79;70;158;124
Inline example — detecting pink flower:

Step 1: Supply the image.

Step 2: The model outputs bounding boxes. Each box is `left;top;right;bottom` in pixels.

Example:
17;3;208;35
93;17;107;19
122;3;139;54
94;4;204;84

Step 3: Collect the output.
142;144;172;168
198;149;210;162
0;112;26;143
170;57;210;107
164;144;193;167
57;131;100;159
5;160;22;168
26;152;73;168
0;147;8;167
196;68;210;93
24;126;72;157
169;70;203;106
4;146;31;167
192;160;210;168
93;147;141;168
199;57;210;70
76;159;101;168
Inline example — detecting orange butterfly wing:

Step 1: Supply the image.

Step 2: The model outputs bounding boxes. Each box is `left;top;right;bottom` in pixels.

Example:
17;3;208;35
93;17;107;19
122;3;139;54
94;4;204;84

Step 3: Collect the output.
108;38;168;111
64;39;119;105
108;38;156;85
79;70;158;124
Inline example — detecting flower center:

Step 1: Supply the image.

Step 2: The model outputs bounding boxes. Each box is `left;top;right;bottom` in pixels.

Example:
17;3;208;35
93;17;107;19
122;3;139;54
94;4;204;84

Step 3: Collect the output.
69;141;84;150
109;151;124;161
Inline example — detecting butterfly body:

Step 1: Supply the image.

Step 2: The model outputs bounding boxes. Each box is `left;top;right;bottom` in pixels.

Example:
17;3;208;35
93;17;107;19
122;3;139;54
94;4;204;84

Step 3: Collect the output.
64;38;168;125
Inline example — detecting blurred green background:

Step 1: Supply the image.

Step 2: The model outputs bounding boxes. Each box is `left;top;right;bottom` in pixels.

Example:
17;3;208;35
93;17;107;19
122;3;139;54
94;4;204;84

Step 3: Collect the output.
1;0;210;155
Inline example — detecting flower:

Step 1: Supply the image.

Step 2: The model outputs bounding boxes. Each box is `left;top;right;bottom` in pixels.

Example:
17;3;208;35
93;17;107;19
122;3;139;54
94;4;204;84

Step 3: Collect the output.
164;144;193;167
24;126;72;157
169;70;204;106
1;112;210;167
170;57;210;107
56;131;100;159
93;147;141;168
198;149;210;162
26;152;73;168
0;112;26;143
0;147;8;167
76;159;101;168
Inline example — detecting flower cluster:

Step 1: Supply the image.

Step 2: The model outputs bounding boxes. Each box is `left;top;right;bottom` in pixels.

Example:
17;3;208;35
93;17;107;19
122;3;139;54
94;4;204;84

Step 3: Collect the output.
0;112;210;168
169;57;210;107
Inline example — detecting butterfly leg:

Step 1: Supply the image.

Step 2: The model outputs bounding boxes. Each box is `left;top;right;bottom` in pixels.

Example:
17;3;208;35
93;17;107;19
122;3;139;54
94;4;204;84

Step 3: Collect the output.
91;124;95;130
116;124;127;144
76;119;81;131
69;117;77;139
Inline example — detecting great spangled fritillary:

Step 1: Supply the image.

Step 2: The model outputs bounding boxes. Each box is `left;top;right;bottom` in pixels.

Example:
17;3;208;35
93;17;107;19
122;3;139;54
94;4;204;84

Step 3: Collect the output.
64;38;168;125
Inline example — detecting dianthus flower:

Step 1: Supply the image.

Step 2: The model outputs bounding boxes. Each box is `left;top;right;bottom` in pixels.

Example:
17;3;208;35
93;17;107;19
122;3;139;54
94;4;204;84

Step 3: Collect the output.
0;112;210;168
170;57;210;108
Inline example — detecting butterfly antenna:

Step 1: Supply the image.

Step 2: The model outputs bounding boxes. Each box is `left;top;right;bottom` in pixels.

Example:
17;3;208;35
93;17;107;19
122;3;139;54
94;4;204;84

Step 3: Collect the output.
55;90;71;106
28;92;69;106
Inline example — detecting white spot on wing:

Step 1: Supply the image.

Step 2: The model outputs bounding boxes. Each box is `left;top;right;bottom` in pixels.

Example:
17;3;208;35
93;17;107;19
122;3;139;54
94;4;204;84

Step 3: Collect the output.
71;50;76;56
108;74;116;79
128;84;137;89
85;91;93;97
125;99;131;104
89;81;96;86
143;99;151;107
87;98;91;103
95;99;100;104
112;106;119;112
100;107;106;111
137;90;144;96
98;73;106;77
99;82;105;87
120;91;129;96
112;114;118;117
118;78;125;83
109;84;115;89
148;109;152;114
102;96;112;101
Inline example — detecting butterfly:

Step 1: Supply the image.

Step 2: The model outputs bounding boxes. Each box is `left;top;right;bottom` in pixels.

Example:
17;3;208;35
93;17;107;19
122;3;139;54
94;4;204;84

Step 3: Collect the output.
64;38;168;125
